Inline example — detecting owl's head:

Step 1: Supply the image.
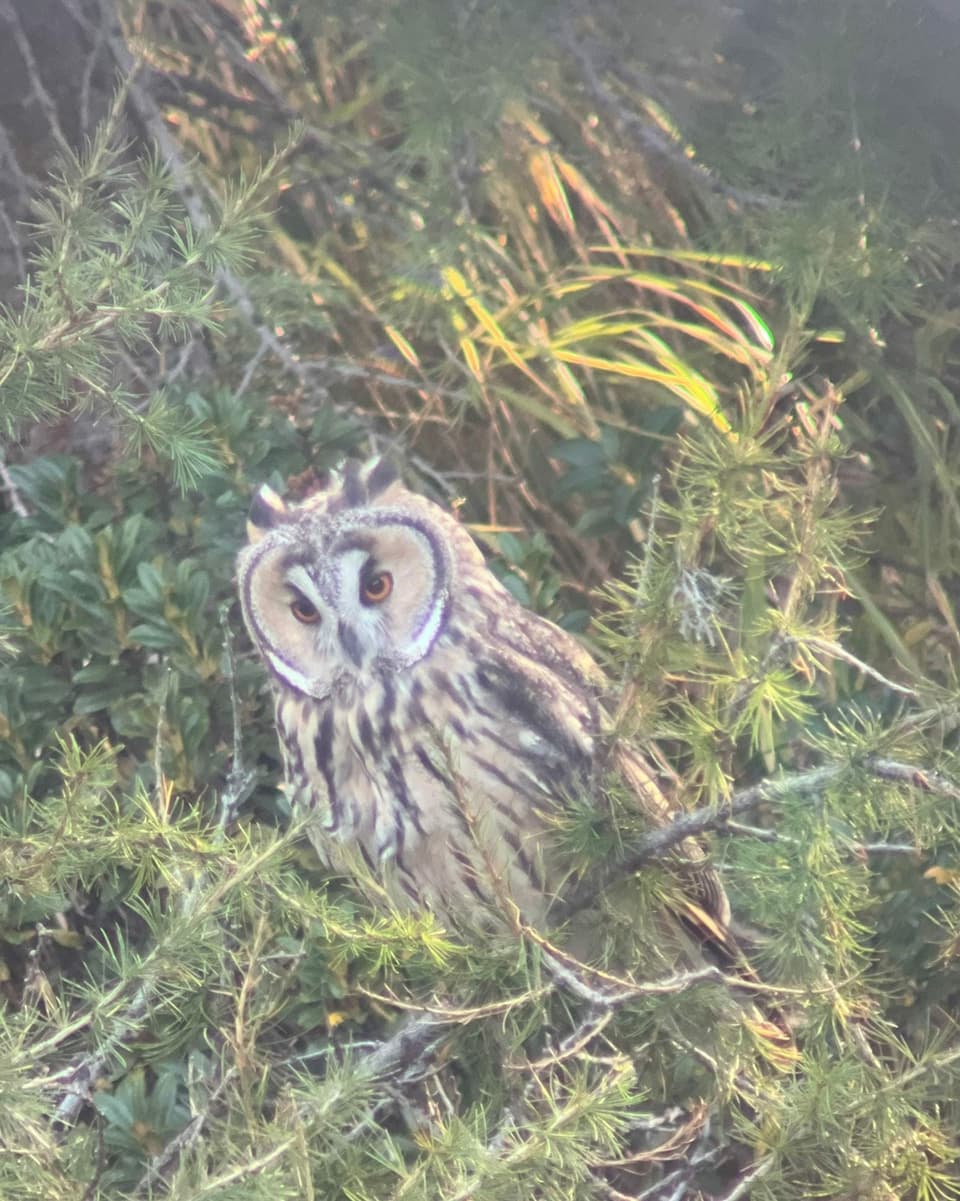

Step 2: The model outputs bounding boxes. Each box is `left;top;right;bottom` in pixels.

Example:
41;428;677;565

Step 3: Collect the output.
237;458;490;696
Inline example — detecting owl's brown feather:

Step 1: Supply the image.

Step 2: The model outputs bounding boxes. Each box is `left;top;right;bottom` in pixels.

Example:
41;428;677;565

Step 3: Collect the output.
237;459;793;1057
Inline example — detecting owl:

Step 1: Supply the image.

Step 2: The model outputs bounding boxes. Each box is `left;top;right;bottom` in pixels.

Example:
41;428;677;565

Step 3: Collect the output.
236;457;735;960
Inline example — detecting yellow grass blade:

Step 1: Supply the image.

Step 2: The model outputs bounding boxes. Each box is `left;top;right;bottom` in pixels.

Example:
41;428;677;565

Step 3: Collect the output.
459;336;483;380
384;325;421;368
442;266;472;299
590;245;773;272
527;147;576;236
555;156;618;224
550;347;729;431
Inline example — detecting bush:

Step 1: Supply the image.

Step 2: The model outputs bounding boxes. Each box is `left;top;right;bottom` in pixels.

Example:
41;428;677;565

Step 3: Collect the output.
4;4;960;1198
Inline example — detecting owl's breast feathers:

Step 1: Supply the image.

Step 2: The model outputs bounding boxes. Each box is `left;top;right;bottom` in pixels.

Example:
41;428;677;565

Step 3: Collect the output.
273;582;728;946
273;588;602;919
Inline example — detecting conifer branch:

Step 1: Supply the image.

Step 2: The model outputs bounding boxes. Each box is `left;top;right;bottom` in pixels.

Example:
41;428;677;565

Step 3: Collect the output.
50;987;152;1125
134;1066;237;1196
567;756;960;913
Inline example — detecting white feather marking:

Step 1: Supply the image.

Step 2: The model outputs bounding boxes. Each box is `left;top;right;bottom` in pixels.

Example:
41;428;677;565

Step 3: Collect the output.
286;566;326;610
398;585;449;666
266;650;316;695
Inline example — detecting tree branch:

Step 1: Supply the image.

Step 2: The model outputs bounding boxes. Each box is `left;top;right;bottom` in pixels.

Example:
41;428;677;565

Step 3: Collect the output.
565;756;960;914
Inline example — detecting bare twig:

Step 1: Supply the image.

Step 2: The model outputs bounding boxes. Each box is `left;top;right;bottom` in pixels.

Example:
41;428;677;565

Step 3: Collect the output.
716;1156;774;1201
356;985;552;1022
804;636;917;696
0;199;26;285
218;602;258;829
0;455;30;517
0;0;69;150
723;821;920;859
151;663;172;811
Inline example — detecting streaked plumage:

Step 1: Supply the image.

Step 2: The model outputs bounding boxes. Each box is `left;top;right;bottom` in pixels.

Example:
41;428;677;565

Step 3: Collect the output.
236;458;728;941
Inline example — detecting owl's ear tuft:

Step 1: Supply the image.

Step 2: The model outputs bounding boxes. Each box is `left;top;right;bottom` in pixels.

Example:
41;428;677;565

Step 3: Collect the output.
341;460;365;508
363;455;400;499
247;484;288;544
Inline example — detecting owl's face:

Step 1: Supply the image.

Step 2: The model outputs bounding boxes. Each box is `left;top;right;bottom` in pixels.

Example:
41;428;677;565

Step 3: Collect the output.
237;459;487;697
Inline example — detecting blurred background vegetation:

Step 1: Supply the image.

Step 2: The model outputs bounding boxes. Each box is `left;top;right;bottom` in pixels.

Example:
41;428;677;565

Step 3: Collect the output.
4;1;960;1197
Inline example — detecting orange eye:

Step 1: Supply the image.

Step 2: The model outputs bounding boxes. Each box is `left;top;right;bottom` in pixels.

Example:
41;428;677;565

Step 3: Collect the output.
360;570;393;605
290;594;321;624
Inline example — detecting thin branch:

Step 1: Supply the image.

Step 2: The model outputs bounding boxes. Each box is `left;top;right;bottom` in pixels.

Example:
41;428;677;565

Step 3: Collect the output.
0;455;30;517
567;756;960;914
716;1156;774;1201
804;636;917;696
218;602;258;829
355;985;552;1022
723;821;921;859
151;663;172;810
0;199;26;286
0;0;70;151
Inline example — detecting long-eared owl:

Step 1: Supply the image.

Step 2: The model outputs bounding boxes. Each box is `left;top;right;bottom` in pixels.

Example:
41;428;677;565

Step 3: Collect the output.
236;458;728;945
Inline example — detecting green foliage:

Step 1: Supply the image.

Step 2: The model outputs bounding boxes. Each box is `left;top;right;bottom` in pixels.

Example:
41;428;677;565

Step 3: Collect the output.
376;0;552;166
685;1;960;684
0;111;278;490
8;384;960;1199
0;385;363;805
4;2;960;1199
